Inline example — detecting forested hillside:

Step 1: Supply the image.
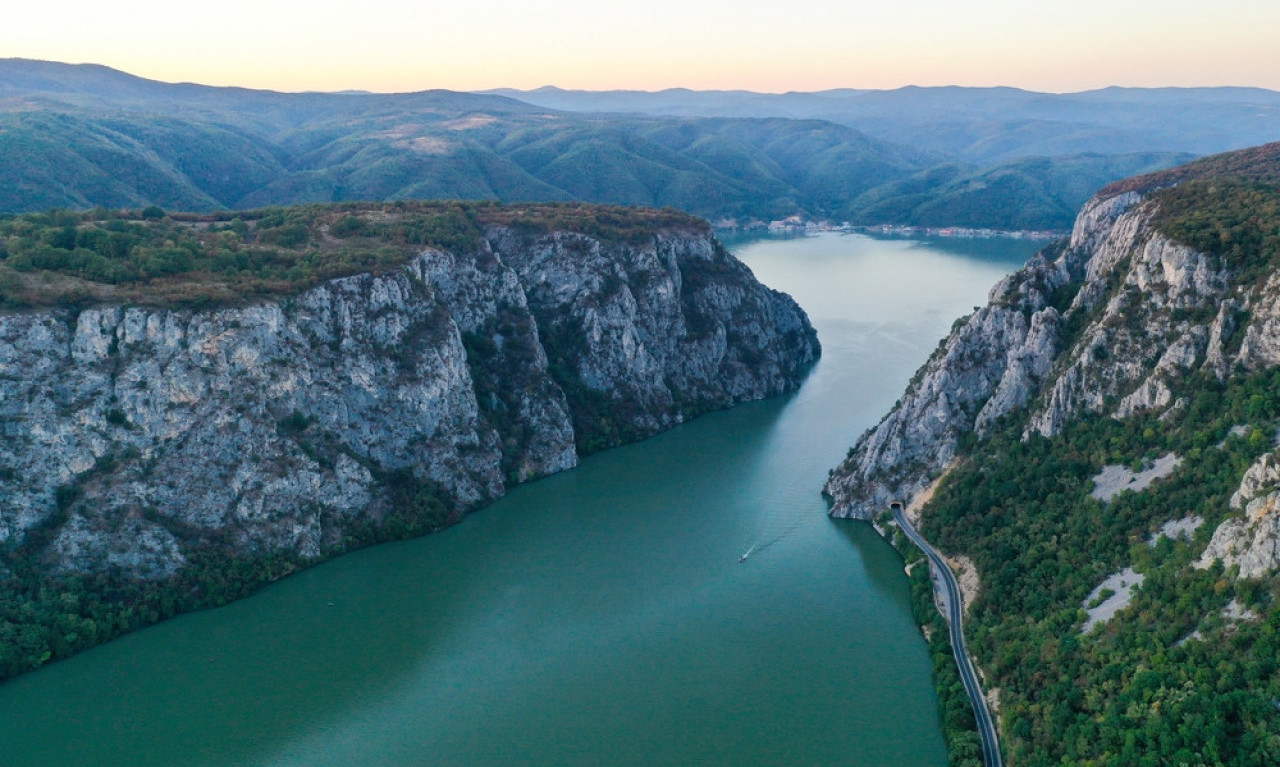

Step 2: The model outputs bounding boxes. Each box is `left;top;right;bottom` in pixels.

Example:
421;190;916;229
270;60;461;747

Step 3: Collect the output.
827;143;1280;765
492;85;1280;163
0;59;1213;230
0;60;929;223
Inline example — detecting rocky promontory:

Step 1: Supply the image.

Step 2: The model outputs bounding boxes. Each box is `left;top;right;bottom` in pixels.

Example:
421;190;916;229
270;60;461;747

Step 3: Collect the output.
0;202;817;675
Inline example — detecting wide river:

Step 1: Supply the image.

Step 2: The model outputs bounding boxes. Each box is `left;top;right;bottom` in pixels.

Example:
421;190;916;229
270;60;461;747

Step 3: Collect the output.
0;232;1038;766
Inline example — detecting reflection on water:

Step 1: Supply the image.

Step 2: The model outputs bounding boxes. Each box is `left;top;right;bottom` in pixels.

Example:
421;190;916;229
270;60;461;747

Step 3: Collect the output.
0;232;1037;767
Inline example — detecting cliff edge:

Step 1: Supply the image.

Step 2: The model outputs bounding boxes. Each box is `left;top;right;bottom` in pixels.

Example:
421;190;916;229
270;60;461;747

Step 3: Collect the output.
0;202;817;676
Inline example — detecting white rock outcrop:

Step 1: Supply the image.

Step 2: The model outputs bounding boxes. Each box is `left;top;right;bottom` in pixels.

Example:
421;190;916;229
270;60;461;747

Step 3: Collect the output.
1199;450;1280;578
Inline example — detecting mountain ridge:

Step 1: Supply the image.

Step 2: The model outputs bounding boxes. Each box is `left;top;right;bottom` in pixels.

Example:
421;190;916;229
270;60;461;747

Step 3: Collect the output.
487;83;1280;163
0;59;1219;231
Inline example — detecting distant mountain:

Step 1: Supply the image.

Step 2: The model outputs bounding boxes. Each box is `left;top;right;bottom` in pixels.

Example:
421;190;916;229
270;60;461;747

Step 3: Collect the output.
487;85;1280;164
847;151;1195;230
0;59;538;130
0;60;1229;229
0;59;934;222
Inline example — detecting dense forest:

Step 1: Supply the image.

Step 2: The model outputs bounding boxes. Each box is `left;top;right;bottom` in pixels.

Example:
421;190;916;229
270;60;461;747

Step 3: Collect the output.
897;158;1280;765
923;379;1280;766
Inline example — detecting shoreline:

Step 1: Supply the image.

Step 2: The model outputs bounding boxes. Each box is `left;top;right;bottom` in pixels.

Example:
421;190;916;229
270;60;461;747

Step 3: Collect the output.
715;219;1064;241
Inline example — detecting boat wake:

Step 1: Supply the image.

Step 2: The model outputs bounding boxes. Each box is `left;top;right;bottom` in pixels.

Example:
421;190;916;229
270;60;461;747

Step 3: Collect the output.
738;507;814;563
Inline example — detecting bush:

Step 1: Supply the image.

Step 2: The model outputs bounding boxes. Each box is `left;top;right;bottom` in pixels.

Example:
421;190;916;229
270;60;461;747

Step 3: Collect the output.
0;201;701;310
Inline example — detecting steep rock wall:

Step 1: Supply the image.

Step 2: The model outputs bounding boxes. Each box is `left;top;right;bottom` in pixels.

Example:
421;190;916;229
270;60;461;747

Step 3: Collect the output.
824;187;1249;521
0;227;817;578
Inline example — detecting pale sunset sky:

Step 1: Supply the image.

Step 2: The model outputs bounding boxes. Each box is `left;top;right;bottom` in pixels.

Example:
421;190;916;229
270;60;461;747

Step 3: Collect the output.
5;0;1278;93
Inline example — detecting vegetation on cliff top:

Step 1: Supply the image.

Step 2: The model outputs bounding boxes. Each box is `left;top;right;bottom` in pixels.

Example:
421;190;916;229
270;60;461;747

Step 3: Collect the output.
1100;141;1280;198
1150;180;1280;287
1139;142;1280;288
0;200;706;310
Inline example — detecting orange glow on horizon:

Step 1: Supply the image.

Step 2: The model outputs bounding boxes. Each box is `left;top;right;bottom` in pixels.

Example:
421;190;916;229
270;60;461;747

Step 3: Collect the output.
5;0;1279;95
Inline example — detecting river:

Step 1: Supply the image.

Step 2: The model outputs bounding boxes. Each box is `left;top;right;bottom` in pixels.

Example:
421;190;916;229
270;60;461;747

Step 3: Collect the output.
0;232;1039;766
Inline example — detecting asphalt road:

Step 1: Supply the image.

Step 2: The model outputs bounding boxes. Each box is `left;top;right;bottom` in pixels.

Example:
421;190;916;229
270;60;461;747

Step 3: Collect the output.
893;504;1003;767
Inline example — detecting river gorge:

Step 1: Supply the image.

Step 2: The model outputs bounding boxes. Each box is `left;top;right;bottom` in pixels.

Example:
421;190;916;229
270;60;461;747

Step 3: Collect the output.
0;232;1040;766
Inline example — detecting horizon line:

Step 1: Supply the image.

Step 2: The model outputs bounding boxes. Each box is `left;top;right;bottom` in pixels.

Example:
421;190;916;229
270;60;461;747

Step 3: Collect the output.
4;58;1279;100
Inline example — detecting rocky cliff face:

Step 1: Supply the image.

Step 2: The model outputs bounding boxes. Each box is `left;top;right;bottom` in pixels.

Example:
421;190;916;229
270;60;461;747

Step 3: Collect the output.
827;145;1280;766
824;145;1280;581
0;225;817;579
825;187;1223;517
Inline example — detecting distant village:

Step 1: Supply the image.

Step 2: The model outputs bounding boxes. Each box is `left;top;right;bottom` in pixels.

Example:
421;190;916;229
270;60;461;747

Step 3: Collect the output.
718;214;1063;240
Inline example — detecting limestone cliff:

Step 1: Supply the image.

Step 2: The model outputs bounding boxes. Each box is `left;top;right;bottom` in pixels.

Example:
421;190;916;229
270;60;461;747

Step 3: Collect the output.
824;143;1280;583
824;144;1280;766
825;185;1232;517
0;221;818;580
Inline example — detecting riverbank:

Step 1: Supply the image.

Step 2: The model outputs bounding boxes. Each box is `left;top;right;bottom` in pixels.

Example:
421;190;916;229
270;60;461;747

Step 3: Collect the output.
872;506;990;767
0;232;1037;766
715;218;1063;240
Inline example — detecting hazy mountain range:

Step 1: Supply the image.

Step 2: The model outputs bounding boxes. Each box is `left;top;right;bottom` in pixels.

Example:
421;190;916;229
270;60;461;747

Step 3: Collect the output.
486;85;1280;164
2;59;1276;229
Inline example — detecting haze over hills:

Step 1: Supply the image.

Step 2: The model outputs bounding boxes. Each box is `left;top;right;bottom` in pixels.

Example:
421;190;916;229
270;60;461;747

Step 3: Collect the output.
486;85;1280;164
0;60;934;223
2;59;1270;230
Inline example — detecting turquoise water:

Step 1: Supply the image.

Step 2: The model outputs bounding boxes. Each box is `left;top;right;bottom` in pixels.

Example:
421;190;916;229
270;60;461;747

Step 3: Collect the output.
0;232;1037;766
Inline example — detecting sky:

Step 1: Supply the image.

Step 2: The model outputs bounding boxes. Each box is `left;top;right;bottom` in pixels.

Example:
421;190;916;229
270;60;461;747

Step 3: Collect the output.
4;0;1279;93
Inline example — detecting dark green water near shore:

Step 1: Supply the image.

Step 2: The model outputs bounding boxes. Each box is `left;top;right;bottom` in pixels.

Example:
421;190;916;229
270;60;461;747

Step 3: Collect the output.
0;233;1037;766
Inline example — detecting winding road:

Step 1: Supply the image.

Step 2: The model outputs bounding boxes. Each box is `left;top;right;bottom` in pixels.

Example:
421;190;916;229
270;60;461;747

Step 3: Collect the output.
892;504;1003;767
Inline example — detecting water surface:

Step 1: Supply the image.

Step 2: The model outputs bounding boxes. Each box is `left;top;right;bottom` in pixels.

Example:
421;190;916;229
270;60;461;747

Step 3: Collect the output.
0;232;1037;766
